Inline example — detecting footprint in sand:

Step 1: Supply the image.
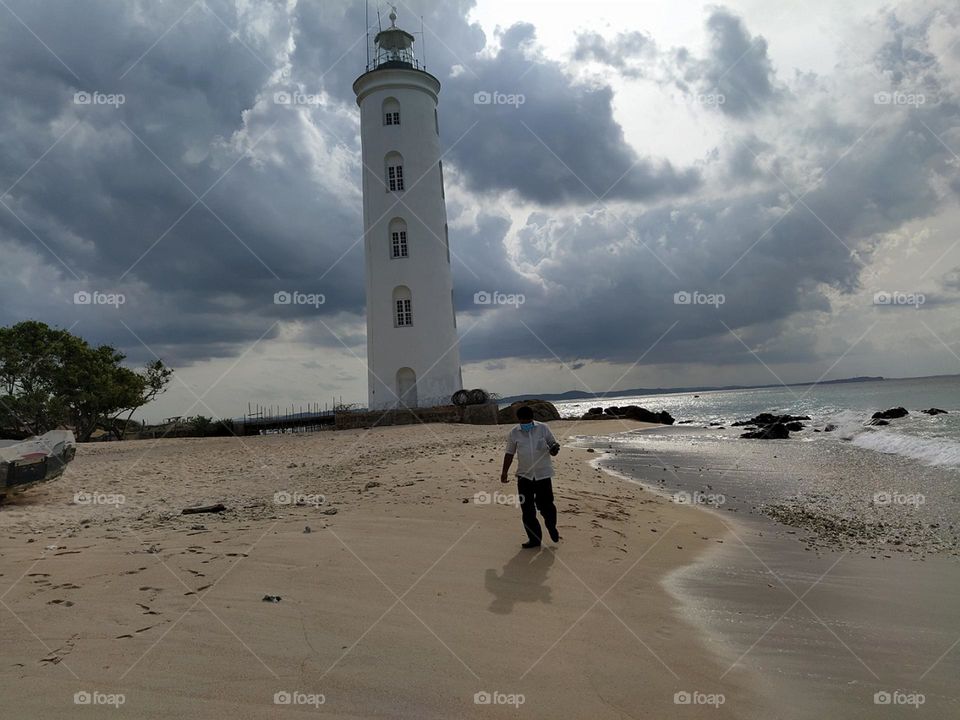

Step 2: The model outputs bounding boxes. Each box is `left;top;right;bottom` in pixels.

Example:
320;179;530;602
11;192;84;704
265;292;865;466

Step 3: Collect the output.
47;599;74;607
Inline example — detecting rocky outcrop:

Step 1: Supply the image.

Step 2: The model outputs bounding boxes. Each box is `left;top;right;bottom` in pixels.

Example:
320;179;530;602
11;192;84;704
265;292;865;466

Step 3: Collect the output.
733;411;812;439
922;408;948;415
580;405;675;424
872;407;908;420
740;423;791;439
498;400;561;424
731;413;810;428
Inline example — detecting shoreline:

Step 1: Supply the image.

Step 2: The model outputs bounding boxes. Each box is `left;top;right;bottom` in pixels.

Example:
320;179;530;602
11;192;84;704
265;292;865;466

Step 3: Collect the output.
591;429;960;718
0;420;766;719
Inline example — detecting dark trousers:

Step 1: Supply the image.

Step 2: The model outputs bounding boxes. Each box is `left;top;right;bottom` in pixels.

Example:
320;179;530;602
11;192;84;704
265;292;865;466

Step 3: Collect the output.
517;476;557;543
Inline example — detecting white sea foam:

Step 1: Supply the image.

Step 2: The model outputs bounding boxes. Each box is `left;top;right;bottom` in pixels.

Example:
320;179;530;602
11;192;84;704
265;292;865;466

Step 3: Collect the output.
851;430;960;468
825;409;868;440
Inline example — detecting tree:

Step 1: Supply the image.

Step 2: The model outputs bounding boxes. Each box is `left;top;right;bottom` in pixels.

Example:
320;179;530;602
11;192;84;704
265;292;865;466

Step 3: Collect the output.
0;321;172;441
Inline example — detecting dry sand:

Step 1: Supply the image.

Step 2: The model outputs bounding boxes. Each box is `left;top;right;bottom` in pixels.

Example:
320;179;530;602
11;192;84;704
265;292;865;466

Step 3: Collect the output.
0;420;764;718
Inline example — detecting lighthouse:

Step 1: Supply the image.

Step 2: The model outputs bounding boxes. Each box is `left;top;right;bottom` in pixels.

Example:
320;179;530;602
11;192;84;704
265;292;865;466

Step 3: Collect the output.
353;7;462;410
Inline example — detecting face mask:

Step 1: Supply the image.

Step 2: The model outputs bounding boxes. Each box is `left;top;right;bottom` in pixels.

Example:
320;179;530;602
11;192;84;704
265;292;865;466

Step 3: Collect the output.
520;422;535;431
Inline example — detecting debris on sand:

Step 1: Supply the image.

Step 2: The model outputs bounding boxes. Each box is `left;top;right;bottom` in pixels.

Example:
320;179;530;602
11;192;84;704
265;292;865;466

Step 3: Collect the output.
181;503;227;515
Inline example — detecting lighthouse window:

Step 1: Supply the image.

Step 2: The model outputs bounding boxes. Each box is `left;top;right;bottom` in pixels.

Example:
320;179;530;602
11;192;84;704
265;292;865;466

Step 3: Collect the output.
387;164;404;192
393;286;413;327
391;231;407;258
396;299;412;326
389;218;408;258
439;161;445;198
383;98;401;126
434;109;439;135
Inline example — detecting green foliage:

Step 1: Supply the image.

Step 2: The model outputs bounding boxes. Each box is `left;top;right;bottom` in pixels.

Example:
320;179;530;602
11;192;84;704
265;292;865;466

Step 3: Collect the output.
0;321;173;441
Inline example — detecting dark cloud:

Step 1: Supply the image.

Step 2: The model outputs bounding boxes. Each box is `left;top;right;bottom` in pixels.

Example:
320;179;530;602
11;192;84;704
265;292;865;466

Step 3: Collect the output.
573;30;655;78
677;7;781;117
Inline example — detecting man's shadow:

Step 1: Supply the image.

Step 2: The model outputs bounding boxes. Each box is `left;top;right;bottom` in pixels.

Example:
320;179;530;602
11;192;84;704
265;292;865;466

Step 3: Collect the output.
484;547;556;615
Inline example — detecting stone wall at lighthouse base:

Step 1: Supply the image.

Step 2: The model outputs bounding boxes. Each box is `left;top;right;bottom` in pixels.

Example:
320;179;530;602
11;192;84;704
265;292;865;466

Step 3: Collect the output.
334;402;499;430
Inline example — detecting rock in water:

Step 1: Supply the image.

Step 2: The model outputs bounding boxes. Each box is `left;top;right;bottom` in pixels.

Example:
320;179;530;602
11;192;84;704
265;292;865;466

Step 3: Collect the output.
740;423;790;439
582;405;675;424
922;408;948;415
872;407;908;420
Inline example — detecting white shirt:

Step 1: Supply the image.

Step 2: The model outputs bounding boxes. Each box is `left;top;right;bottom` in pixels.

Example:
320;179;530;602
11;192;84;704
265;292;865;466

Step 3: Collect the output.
505;421;558;481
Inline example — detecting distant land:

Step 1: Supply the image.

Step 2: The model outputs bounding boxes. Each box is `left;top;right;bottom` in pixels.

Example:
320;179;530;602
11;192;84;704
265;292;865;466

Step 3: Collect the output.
499;376;886;404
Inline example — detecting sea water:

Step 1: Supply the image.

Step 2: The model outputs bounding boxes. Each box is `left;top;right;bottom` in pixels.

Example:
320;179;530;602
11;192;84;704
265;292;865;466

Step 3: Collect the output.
555;375;960;470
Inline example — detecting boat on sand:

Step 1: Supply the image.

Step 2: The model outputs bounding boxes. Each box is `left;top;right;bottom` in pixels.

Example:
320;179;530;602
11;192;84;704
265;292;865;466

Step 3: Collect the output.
0;430;77;501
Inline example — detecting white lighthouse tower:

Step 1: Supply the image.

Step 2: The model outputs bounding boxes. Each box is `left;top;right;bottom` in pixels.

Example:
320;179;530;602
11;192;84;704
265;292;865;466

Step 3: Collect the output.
353;7;462;410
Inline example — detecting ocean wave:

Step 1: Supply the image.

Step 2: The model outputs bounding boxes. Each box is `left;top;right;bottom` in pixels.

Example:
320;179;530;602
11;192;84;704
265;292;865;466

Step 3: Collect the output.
851;430;960;468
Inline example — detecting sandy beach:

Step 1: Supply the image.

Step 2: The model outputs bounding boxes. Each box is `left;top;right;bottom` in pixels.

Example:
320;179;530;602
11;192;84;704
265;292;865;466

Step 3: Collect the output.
0;420;766;719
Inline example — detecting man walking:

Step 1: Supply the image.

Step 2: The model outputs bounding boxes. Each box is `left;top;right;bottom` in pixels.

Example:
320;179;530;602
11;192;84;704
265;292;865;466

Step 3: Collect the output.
500;406;562;548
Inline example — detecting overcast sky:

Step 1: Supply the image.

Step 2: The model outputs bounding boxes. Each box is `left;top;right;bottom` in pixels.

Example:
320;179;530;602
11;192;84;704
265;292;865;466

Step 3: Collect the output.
1;0;958;420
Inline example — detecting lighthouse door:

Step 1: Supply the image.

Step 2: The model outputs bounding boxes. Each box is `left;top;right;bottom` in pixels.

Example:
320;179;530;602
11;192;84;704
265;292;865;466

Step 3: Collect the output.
396;367;418;408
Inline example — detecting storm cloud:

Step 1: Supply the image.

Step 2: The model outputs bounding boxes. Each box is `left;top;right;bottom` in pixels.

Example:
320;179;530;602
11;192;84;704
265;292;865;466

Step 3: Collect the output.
0;0;958;412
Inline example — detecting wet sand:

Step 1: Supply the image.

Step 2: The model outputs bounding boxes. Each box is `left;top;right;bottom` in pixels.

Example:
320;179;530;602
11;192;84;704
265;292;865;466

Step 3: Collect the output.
587;426;960;718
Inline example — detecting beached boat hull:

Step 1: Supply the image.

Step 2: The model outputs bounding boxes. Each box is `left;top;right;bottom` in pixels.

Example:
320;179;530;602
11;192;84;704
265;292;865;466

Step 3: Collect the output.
0;430;76;497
